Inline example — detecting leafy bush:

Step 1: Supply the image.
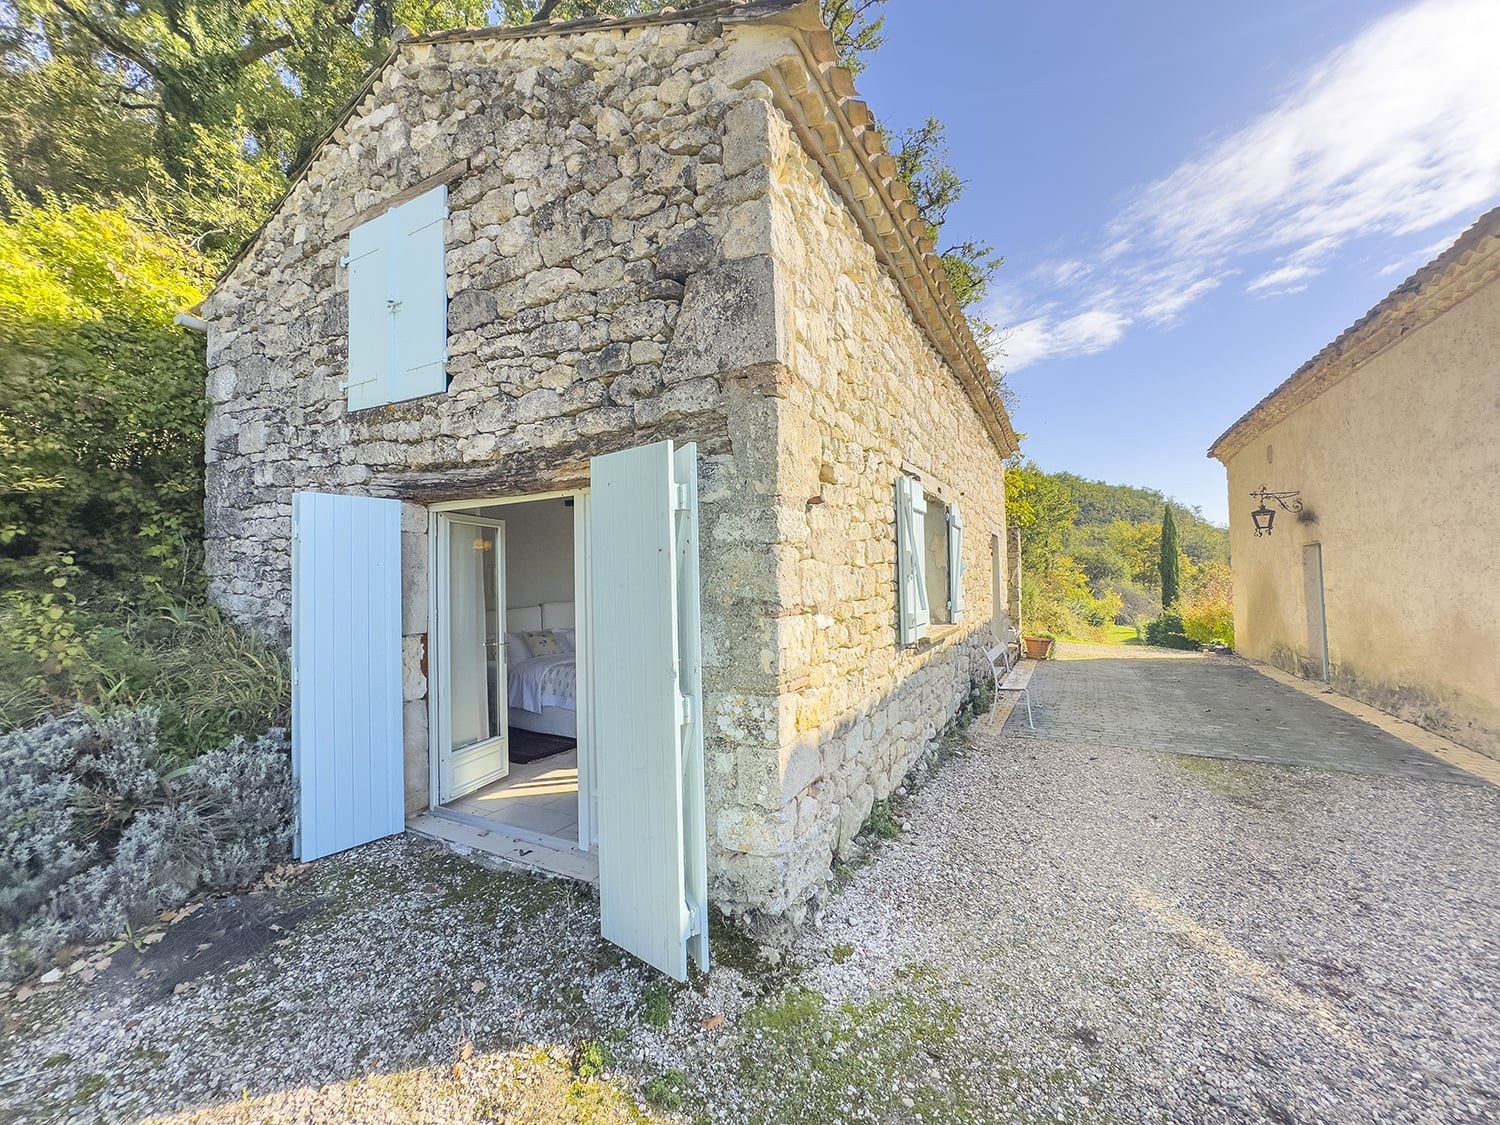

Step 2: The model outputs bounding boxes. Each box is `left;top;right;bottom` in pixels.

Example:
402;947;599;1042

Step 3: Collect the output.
1179;562;1235;647
0;598;289;765
0;195;208;603
0;707;294;979
1143;611;1199;650
1022;558;1124;642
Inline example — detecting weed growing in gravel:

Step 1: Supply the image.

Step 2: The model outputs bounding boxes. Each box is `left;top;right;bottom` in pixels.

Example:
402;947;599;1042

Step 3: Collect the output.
573;1038;610;1078
640;981;674;1027
864;799;903;840
831;942;854;963
641;1069;689;1112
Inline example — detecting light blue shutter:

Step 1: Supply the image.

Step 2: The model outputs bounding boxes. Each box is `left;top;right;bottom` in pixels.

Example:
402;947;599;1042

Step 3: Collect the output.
947;501;965;623
345;213;394;411
390;186;449;402
895;476;929;644
590;440;708;981
291;492;404;860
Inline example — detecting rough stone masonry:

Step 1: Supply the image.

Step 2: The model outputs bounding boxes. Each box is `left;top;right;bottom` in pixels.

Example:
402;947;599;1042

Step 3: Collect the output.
197;1;1017;927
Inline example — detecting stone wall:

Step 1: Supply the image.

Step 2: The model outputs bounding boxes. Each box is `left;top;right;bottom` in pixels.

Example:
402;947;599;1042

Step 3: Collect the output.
198;13;1016;923
700;82;1013;923
199;19;793;847
199;20;780;639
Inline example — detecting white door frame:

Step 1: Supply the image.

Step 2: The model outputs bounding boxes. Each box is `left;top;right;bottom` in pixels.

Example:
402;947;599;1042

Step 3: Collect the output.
426;489;596;850
432;512;508;803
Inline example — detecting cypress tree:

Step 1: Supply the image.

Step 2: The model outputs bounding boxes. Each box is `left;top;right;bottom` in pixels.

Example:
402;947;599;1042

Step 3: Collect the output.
1159;505;1180;608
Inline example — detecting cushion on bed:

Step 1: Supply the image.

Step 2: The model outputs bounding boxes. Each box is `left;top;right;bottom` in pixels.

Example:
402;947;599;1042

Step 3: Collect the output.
553;627;576;651
522;630;564;657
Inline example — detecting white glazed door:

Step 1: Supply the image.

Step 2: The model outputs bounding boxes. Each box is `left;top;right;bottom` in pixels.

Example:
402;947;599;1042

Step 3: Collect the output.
589;439;708;981
435;513;509;802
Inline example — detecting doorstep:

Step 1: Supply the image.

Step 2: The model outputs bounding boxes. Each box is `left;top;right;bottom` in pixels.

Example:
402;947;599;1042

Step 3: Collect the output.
407;809;600;883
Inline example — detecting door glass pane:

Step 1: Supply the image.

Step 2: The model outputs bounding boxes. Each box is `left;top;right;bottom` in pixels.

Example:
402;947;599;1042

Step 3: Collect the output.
449;522;500;751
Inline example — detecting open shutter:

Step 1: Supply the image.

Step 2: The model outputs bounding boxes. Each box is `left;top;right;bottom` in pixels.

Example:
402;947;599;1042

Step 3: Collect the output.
895;476;930;644
589;440;708;981
345;213;394;411
390;186;449;402
947;501;965;623
291;492;404;860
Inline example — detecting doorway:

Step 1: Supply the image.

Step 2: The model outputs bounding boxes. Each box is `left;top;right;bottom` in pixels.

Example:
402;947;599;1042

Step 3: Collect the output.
429;491;594;853
1303;543;1329;683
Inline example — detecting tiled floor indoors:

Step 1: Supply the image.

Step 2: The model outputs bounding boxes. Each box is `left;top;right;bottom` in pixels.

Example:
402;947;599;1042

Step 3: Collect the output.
443;746;579;841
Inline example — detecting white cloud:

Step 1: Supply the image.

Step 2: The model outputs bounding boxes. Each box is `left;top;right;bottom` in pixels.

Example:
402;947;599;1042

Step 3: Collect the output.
995;0;1500;372
1004;309;1132;370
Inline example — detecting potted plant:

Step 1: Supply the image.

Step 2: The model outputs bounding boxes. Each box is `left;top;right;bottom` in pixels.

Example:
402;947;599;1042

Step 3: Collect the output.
1022;633;1054;660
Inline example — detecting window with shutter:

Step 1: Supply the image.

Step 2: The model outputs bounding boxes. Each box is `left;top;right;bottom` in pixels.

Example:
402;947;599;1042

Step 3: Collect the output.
895;476;930;645
344;185;449;409
947;502;965;623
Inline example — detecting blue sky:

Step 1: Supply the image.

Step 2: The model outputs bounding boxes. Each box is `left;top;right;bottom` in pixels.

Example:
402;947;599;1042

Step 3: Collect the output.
855;0;1500;523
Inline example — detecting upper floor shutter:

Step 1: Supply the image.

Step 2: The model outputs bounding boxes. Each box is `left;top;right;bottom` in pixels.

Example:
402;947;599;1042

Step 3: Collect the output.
344;185;448;410
345;212;394;411
390;185;449;402
895;476;929;645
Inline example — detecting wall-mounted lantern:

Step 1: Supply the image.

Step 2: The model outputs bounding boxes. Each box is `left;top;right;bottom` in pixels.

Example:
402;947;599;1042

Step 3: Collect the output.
1248;484;1303;537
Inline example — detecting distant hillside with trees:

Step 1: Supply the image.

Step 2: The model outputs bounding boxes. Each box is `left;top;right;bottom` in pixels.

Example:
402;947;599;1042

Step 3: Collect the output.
1005;464;1234;646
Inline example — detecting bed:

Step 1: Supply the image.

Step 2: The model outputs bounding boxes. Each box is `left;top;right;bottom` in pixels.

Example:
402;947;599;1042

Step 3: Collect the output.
502;601;578;737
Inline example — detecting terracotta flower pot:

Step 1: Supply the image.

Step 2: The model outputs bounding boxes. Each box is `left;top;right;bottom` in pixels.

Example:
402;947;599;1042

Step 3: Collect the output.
1022;636;1054;660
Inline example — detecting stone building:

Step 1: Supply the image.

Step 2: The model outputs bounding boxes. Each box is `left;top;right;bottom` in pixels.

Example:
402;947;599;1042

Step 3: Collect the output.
196;0;1018;978
1209;206;1500;763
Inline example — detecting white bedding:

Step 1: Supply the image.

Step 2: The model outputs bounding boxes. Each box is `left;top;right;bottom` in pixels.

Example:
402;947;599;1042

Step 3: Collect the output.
508;652;577;714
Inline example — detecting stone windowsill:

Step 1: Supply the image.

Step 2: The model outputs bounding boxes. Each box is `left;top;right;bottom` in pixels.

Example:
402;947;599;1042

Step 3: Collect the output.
919;624;963;647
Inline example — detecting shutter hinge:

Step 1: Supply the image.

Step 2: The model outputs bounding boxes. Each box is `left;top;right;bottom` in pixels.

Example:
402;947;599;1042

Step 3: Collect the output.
338;255;351;268
673;483;690;511
676;692;693;727
682;900;704;942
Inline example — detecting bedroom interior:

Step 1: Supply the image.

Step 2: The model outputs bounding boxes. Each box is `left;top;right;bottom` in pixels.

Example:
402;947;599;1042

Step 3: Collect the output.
434;494;586;846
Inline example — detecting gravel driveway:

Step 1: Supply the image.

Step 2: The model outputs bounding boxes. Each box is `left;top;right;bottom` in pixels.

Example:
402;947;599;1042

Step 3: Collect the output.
4;656;1497;1124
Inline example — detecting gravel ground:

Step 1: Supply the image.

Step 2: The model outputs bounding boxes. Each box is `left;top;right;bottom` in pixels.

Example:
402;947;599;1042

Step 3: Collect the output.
3;717;1497;1124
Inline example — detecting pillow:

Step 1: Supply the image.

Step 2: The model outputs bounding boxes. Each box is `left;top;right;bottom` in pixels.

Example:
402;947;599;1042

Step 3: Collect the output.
522;630;564;658
553;627;576;652
504;632;530;665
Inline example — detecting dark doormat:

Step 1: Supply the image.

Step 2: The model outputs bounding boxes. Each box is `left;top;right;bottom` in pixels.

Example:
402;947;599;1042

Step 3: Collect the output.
509;728;577;764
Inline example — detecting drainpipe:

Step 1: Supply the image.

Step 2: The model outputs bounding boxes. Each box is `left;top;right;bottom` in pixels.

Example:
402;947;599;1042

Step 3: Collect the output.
174;313;209;332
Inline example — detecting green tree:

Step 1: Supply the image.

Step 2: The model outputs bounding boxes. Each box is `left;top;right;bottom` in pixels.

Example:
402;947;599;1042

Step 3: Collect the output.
1005;461;1077;578
886;116;1004;366
5;0;893;260
1159;505;1180;608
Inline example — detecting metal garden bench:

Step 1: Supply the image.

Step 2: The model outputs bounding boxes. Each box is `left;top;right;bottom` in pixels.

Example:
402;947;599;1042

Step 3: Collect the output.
987;636;1036;729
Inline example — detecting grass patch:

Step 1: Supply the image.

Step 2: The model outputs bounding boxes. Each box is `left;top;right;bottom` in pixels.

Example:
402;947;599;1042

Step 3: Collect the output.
0;599;289;764
711;970;989;1123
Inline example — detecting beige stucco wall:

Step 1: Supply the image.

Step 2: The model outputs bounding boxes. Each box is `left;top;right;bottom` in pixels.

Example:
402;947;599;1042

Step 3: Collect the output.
1222;278;1500;759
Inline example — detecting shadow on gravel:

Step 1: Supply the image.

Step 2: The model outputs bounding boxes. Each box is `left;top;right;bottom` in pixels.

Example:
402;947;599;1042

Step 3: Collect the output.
98;895;328;1002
